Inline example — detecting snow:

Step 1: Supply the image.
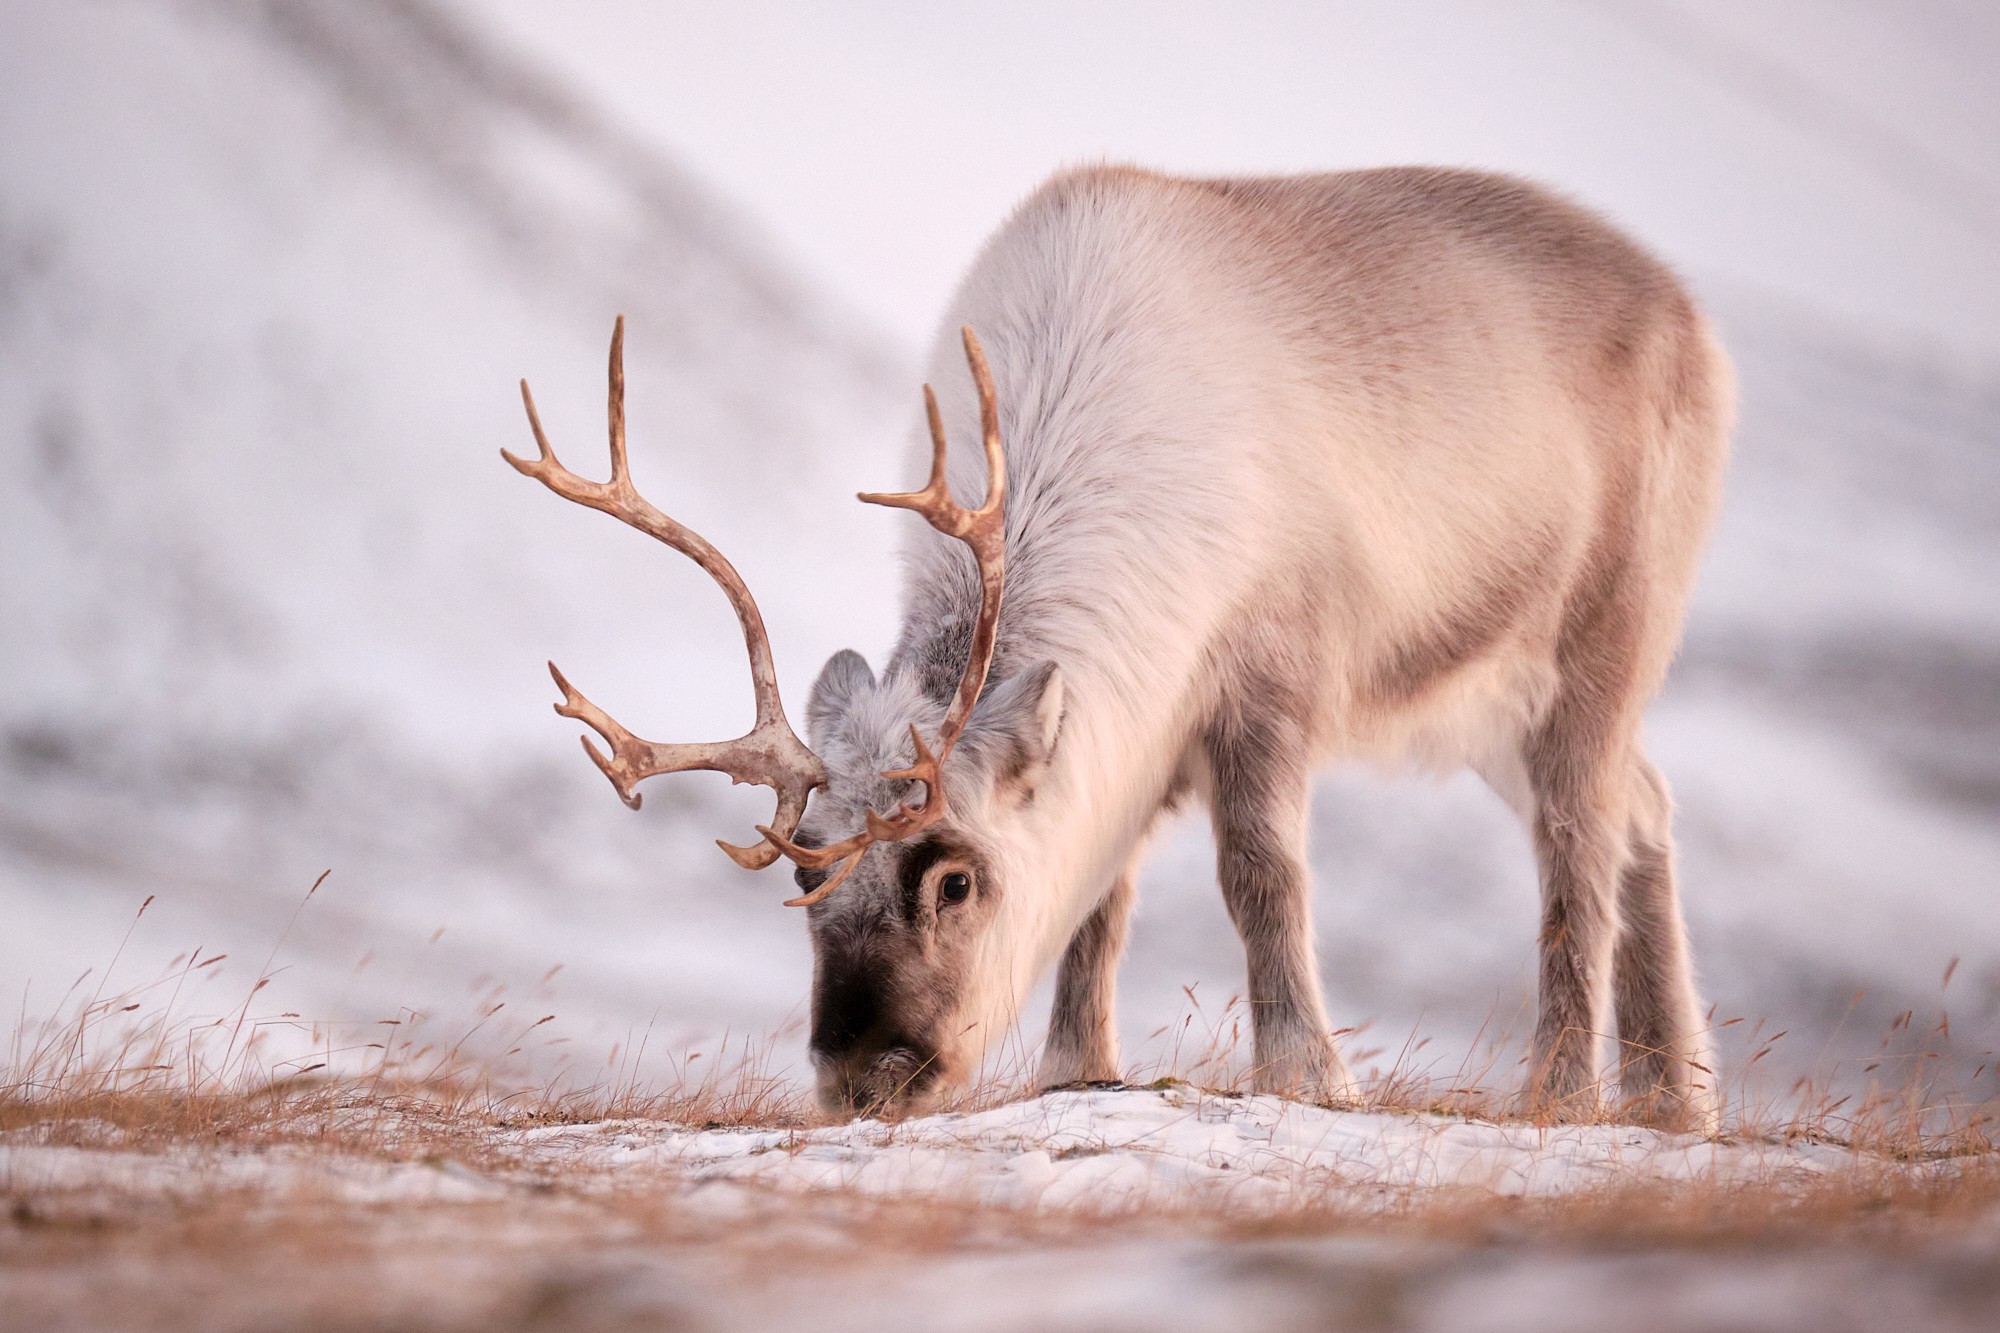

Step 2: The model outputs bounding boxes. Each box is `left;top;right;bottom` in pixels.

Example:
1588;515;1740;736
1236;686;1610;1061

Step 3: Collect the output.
4;1087;1990;1332
514;1087;1863;1211
1;1089;1874;1217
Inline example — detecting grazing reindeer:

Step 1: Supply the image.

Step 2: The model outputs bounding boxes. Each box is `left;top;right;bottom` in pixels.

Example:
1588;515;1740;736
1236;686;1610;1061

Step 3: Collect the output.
507;166;1730;1129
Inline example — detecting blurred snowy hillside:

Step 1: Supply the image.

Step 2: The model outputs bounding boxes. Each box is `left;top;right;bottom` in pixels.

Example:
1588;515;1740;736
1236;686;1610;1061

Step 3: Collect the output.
0;0;904;1065
1;1;1995;1096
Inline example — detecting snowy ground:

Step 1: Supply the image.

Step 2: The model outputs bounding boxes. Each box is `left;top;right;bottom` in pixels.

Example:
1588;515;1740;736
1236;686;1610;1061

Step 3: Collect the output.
501;1087;1871;1210
5;1087;1998;1332
0;1087;1872;1216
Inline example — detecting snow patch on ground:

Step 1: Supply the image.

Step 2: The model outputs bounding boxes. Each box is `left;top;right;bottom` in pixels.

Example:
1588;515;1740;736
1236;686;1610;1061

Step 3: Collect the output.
513;1089;1858;1211
3;1090;1873;1217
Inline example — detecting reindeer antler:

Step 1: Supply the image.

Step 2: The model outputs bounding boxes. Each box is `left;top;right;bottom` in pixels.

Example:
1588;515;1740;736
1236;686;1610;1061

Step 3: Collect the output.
759;327;1008;905
501;316;827;869
506;321;1007;906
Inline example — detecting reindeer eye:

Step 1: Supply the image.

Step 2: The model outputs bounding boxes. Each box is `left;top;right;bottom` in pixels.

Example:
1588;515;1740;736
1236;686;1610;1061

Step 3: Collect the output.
938;871;972;905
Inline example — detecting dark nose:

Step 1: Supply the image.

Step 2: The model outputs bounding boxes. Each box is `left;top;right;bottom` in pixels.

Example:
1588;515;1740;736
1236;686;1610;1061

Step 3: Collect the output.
814;1042;939;1116
810;947;940;1114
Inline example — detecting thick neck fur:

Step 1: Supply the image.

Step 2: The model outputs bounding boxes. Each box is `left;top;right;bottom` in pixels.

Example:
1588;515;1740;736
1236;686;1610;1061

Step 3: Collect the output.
875;174;1284;1023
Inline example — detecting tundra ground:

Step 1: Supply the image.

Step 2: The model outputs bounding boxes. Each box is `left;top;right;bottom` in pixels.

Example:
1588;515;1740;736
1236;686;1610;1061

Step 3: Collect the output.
9;908;2000;1332
7;1058;2000;1333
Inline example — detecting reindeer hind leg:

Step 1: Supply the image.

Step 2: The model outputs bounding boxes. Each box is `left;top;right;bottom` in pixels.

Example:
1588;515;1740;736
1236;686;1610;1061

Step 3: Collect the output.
1521;690;1631;1121
1612;752;1720;1131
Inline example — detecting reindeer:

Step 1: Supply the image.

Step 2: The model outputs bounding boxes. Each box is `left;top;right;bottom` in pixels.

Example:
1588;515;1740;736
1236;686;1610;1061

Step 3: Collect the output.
505;165;1731;1129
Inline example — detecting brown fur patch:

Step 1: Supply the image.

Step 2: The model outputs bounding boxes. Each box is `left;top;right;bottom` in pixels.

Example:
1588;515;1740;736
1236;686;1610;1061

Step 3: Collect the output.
1362;524;1566;706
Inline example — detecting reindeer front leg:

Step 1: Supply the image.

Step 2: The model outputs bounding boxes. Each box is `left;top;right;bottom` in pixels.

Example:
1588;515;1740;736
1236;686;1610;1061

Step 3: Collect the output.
1037;867;1137;1087
1205;697;1354;1104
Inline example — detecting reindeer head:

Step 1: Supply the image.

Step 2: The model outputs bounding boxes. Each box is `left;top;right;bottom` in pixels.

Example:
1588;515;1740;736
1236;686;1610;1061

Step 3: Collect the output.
505;319;1036;1117
787;647;1066;1114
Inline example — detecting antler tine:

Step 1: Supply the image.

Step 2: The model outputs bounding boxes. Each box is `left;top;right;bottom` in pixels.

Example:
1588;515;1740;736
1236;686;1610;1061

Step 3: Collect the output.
963;325;1006;524
547;661;648;810
859;328;1005;533
757;727;939;907
504;318;628;493
605;312;631;487
504;317;828;868
781;849;867;908
857;327;1008;755
756;723;940;859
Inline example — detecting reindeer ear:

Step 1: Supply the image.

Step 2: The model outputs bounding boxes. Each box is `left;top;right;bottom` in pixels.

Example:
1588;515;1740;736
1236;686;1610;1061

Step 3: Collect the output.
966;661;1065;801
808;649;874;746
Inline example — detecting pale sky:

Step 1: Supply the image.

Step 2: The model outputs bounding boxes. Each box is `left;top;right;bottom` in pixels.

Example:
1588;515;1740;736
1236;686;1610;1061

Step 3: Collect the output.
467;0;2000;364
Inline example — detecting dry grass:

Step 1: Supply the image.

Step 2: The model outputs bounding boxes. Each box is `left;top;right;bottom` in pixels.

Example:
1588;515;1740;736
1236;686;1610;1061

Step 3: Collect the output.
7;885;1997;1155
1;881;809;1156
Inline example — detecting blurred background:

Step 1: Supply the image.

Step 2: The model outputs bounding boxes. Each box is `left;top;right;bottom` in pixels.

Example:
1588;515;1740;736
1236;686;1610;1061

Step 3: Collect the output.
2;0;1996;1099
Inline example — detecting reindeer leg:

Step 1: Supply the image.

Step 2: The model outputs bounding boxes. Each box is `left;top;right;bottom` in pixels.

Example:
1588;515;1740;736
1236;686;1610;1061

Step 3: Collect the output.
1037;865;1137;1088
1613;752;1719;1131
1206;696;1353;1104
1520;690;1633;1121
